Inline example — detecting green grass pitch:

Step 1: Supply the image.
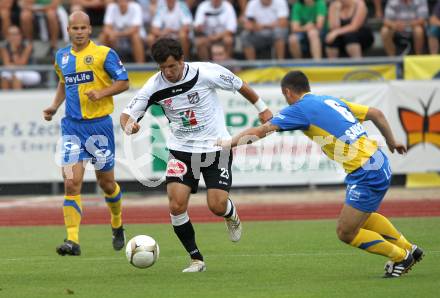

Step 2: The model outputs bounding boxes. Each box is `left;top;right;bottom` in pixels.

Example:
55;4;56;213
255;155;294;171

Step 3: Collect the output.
1;217;439;297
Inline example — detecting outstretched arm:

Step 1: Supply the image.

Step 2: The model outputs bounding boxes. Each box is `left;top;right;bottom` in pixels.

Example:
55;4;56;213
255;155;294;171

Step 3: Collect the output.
219;122;280;148
365;107;406;154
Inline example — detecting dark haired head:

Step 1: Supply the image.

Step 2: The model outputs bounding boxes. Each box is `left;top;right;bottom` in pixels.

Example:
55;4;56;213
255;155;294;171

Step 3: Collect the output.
151;38;184;64
281;71;311;94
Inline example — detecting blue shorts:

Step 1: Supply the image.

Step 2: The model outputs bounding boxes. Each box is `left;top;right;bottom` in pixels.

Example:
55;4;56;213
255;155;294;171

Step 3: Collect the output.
344;150;392;213
60;115;115;171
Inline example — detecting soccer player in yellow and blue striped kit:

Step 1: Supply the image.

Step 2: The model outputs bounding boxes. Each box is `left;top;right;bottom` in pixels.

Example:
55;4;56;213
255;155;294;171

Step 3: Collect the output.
222;71;424;278
43;11;129;256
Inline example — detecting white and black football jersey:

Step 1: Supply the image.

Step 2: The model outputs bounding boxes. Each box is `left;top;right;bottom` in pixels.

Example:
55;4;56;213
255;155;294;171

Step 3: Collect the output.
123;62;243;153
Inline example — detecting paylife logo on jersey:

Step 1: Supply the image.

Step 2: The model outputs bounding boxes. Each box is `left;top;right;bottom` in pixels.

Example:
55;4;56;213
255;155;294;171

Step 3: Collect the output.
64;71;94;85
180;109;198;127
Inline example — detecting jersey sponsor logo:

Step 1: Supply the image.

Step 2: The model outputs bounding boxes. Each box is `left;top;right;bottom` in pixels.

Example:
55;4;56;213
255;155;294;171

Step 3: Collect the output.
345;122;366;140
84;55;94;65
64;71;94;85
94;148;112;158
187;91;200;104
398;89;440;150
166;159;187;177
63;141;80;152
180;109;198;127
220;74;234;84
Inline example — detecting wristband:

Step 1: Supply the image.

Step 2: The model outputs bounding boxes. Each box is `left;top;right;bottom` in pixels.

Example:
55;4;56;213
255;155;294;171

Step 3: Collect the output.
254;98;268;113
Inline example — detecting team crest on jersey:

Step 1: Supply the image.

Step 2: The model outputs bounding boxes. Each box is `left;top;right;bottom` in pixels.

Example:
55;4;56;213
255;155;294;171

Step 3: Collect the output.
164;98;173;108
187;92;200;104
84;55;94;65
61;53;69;66
166;159;187;178
180;109;198;127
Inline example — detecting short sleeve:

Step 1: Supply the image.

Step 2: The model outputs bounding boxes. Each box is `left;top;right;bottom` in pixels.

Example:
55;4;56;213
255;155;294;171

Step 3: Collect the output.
292;3;301;22
179;2;193;25
129;3;143;27
276;0;289;18
317;0;327;16
245;1;256;19
270;104;310;131
54;62;64;83
103;3;116;25
193;3;206;26
340;99;369;122
204;63;243;91
104;49;128;81
384;0;397;20
152;8;163;28
225;3;238;32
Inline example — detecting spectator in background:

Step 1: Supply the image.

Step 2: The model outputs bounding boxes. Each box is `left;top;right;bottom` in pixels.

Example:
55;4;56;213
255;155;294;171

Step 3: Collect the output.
380;0;428;56
428;0;440;54
147;0;193;59
288;0;327;60
241;0;289;60
1;26;41;90
210;41;241;72
100;0;146;63
70;0;111;26
325;0;373;58
136;0;164;31
19;0;61;55
0;0;14;39
194;0;237;60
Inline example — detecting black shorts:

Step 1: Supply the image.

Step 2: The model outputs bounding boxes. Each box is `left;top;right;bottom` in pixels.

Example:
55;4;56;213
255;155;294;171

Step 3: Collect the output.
165;149;233;194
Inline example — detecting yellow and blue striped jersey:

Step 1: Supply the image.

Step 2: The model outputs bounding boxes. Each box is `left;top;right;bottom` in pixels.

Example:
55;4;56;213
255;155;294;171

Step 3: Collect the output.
270;93;378;173
54;41;128;120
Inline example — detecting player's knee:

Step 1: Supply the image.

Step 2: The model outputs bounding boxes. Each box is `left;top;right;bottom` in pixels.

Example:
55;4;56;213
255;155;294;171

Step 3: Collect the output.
64;178;81;195
97;179;115;194
207;200;225;216
336;226;355;244
169;200;187;215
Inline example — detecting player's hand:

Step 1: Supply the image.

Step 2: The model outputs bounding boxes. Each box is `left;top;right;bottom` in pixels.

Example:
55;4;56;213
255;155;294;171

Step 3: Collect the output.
85;90;103;101
124;121;141;135
215;138;232;149
258;109;273;124
387;141;407;154
43;106;57;121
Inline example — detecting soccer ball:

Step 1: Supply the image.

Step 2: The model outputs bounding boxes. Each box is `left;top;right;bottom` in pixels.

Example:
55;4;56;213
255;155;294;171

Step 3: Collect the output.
125;235;160;269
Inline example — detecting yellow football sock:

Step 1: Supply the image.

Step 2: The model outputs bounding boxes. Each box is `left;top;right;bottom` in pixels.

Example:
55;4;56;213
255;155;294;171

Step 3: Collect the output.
105;183;122;228
350;228;407;262
63;195;82;244
363;213;412;251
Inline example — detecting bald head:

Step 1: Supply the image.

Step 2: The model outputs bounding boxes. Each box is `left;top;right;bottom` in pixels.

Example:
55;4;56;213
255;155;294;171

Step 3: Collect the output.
68;11;90;26
67;11;92;50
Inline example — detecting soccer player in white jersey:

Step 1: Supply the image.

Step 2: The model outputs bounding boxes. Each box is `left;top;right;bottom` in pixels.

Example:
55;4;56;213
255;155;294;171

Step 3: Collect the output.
120;38;272;272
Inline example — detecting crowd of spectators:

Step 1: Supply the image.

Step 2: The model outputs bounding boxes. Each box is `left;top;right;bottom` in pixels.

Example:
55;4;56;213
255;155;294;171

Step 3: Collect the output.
1;0;440;89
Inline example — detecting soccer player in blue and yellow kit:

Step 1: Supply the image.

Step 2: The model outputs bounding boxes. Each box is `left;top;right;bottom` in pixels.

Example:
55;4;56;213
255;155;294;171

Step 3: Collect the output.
43;11;129;256
221;71;424;278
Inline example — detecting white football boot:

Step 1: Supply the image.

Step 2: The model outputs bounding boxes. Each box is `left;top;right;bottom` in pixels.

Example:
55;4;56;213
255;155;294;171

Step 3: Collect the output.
225;210;242;242
182;259;207;273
